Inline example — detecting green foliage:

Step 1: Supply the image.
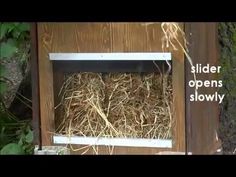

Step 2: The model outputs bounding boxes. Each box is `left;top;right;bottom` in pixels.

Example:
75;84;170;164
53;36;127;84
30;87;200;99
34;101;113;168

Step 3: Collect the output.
0;143;24;155
0;65;6;76
219;22;236;153
0;23;30;96
0;125;34;155
0;83;7;95
0;40;18;58
219;23;236;100
0;22;33;155
0;23;30;59
0;23;30;40
0;112;34;154
0;22;30;94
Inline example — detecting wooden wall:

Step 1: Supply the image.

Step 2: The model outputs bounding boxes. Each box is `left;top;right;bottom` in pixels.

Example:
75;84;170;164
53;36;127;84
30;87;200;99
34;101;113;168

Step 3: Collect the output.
34;22;186;154
185;23;221;154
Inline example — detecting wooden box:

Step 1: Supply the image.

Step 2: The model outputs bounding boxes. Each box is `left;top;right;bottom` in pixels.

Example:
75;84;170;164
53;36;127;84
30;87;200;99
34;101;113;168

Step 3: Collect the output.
31;22;221;154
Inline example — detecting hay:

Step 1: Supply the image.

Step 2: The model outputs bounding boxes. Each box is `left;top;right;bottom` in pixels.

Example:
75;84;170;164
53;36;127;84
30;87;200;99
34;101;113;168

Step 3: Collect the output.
55;72;172;143
161;22;197;92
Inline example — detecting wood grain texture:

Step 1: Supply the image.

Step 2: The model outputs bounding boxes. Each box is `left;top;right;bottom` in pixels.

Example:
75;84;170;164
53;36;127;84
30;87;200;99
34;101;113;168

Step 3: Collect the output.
185;23;221;154
37;23;186;153
111;23;148;51
172;32;186;152
111;23;164;52
31;23;41;146
44;23;111;52
37;23;55;146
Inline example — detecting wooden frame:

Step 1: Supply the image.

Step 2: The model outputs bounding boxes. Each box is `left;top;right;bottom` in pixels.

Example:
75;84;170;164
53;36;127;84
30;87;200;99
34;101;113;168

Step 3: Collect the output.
31;22;220;154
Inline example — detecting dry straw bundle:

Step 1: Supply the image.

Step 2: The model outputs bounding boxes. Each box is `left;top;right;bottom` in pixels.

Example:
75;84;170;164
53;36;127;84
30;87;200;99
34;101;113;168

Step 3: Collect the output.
55;71;172;154
56;72;172;139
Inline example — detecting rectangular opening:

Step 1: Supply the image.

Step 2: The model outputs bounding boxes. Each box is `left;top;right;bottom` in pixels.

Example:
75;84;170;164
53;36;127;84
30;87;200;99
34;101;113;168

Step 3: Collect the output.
51;53;173;149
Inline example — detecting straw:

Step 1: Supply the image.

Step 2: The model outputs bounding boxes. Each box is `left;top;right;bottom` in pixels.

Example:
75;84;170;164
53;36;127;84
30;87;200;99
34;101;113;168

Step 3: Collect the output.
55;72;173;154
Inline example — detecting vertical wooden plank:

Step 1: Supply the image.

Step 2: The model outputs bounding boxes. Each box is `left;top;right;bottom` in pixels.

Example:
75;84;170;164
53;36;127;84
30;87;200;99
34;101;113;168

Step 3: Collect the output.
37;23;55;146
30;23;41;147
172;51;186;152
185;23;221;154
171;24;186;152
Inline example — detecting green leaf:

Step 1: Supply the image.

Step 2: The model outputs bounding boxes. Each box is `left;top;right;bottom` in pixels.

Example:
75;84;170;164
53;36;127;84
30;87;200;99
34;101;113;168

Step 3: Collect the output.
7;38;18;47
7;24;18;34
17;23;30;32
25;130;33;143
0;143;24;154
0;82;7;95
12;30;21;39
0;23;17;39
0;24;9;40
0;40;17;58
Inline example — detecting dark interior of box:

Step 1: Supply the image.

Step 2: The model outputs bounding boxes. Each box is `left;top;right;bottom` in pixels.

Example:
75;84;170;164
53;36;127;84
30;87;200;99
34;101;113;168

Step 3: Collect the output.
53;60;170;73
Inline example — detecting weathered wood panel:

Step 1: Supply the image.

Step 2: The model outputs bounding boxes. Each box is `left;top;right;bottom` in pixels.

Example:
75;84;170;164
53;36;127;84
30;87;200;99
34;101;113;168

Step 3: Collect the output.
172;57;185;152
37;23;55;146
185;23;221;154
172;28;186;152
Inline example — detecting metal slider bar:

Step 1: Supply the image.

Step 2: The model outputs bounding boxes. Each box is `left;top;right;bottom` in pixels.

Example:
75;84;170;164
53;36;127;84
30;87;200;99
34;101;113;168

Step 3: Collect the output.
49;52;171;61
53;135;172;148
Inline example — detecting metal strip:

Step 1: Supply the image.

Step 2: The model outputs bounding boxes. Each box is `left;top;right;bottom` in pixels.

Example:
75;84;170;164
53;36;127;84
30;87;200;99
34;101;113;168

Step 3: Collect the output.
53;135;172;148
34;145;70;155
49;53;171;61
